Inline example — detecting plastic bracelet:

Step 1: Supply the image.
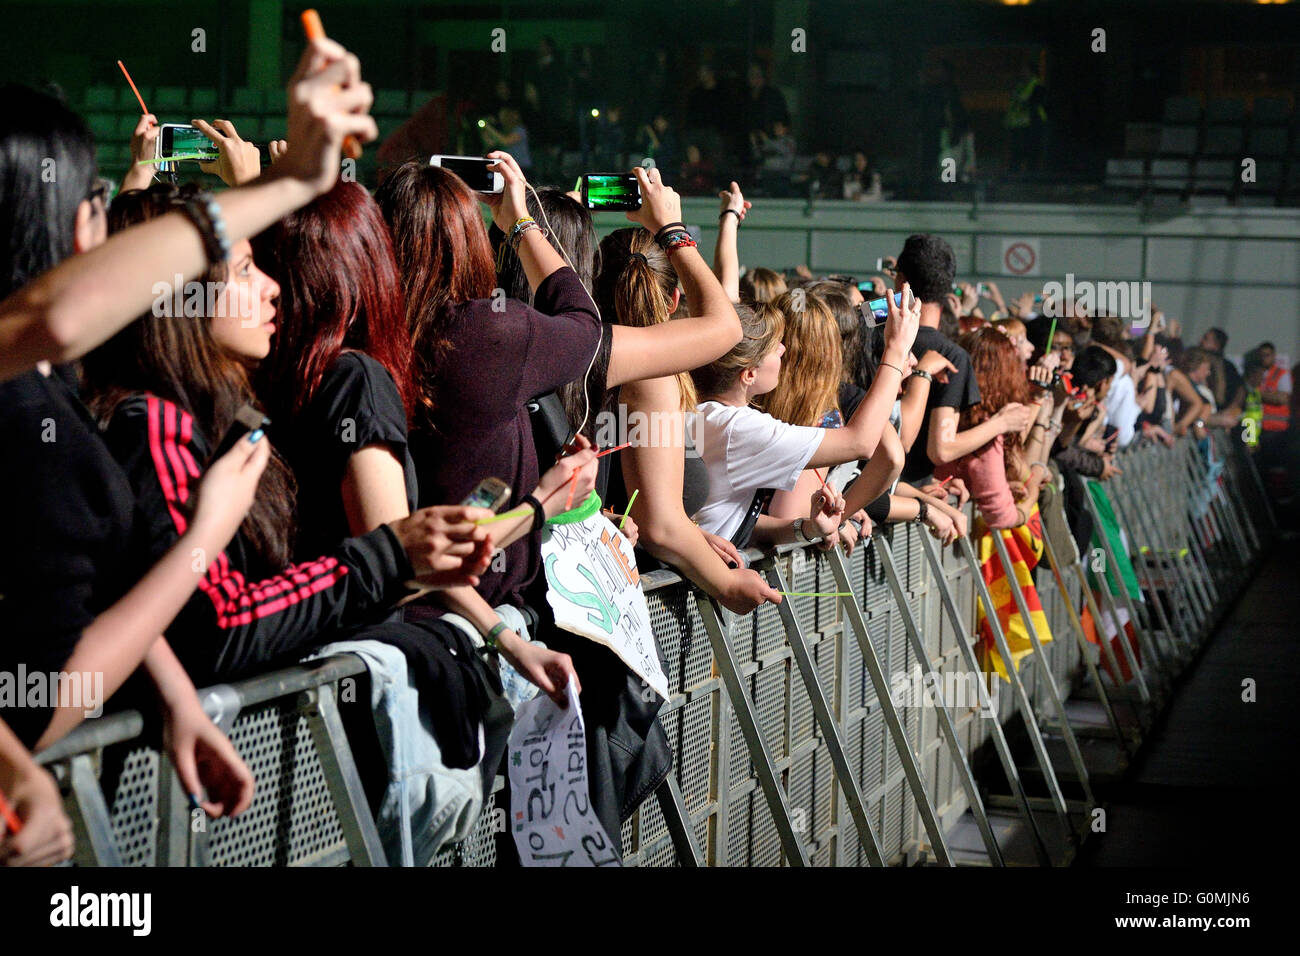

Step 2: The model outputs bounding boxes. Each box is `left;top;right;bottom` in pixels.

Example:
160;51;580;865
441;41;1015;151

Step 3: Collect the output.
520;493;545;534
719;209;742;223
662;236;697;253
181;192;231;266
485;621;508;649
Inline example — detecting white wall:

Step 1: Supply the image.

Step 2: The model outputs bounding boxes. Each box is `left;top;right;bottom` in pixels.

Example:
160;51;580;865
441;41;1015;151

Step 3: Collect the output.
616;198;1300;366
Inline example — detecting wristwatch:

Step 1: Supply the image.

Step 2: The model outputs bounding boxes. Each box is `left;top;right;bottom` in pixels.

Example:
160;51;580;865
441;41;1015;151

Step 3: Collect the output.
793;518;813;542
910;369;933;384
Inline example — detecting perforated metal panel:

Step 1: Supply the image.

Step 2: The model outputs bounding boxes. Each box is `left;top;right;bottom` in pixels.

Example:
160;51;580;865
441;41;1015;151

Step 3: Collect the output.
207;699;347;867
105;746;159;867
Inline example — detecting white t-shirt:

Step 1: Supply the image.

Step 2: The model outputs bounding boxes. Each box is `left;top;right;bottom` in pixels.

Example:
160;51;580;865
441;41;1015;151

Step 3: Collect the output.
1103;367;1141;447
687;401;824;541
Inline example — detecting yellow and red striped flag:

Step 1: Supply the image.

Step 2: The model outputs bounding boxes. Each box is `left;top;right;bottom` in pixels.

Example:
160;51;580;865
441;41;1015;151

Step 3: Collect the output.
975;504;1053;681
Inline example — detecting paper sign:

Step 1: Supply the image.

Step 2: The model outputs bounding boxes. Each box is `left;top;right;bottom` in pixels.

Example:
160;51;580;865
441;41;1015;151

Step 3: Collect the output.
508;682;621;867
541;510;669;700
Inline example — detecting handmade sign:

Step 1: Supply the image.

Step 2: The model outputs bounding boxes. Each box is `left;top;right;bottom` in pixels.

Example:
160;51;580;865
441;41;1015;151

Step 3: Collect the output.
508;681;621;867
541;492;669;700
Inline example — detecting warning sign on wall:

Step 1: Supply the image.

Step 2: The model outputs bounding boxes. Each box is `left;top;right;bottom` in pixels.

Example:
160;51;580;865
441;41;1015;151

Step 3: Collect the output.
1002;239;1040;277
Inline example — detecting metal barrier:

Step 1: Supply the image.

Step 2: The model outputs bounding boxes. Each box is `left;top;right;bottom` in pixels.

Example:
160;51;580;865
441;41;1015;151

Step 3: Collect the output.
35;430;1267;867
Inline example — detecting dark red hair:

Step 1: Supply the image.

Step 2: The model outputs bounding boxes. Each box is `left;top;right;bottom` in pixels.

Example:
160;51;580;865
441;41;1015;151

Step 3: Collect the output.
374;161;497;428
252;181;415;426
959;327;1031;476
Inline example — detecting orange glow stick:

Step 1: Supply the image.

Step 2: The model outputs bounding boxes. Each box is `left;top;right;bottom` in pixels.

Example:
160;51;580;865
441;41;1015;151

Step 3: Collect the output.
116;59;149;115
300;9;363;161
0;787;22;835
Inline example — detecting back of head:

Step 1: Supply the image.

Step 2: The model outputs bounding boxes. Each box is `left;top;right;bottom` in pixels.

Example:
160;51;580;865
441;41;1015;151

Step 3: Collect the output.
498;186;596;303
1203;327;1228;352
692;301;783;399
0;83;96;298
1071;344;1118;388
1177;345;1212;378
1089;314;1130;356
958;326;1029;427
895;234;955;304
594;226;694;410
251;181;415;425
374;161;497;424
739;266;786;306
760;289;842;426
804;280;861;386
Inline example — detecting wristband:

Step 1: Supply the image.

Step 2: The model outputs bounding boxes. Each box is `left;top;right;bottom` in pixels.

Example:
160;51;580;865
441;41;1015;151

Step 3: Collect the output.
662;234;697;253
485;621;508;650
653;222;687;243
879;361;905;378
180;192;231;266
910;369;933;384
521;493;546;534
720;209;742;223
793;518;813;543
914;499;929;525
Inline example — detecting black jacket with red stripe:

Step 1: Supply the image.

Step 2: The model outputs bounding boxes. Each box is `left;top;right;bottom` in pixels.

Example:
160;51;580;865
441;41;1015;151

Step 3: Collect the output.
101;393;416;685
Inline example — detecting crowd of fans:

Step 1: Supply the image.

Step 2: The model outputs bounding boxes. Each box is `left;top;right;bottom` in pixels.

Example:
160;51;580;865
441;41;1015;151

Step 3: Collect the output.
0;37;1291;867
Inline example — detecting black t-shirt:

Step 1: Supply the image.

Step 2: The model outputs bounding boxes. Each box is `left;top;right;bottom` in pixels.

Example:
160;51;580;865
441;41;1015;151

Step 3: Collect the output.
280;351;417;561
872;326;980;483
0;369;142;747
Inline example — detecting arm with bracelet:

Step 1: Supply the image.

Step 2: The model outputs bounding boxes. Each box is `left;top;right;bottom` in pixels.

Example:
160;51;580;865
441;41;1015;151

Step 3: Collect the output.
712;180;750;303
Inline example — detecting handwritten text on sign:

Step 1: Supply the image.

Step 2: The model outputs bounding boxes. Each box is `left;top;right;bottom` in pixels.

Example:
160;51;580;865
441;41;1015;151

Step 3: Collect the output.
508;682;620;867
541;512;669;700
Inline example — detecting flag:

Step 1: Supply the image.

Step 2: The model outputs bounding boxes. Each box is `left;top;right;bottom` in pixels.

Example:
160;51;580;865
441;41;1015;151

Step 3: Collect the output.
1083;479;1141;601
975;504;1053;681
1080;601;1141;684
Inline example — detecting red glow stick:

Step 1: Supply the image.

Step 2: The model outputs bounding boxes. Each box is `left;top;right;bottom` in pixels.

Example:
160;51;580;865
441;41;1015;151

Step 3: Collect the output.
564;469;581;510
300;9;363;161
0;788;22;835
116;60;149;116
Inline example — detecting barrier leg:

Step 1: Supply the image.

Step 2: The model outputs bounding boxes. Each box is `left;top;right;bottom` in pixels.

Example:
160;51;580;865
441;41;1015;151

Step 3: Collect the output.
915;532;1049;866
654;774;704;867
860;537;1000;865
958;535;1074;846
767;554;924;863
989;533;1096;809
1038;521;1131;756
1105;484;1190;665
65;754;123;867
694;592;817;866
301;683;388;867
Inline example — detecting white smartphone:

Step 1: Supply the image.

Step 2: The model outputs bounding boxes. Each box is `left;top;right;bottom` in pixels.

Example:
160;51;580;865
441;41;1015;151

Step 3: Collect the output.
429;155;504;194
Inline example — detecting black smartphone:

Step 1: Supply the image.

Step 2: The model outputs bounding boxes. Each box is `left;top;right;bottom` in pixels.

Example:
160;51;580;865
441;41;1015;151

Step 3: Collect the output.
211;405;271;462
157;124;221;164
581;173;642;211
862;292;903;326
428;155;504;194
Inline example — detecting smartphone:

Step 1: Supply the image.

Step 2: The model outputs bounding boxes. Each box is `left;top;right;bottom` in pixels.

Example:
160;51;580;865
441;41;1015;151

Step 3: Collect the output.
875;257;895;274
429;155;504;194
156;123;221;164
462;477;511;512
862;292;903;325
581;173;642;211
211;405;271;462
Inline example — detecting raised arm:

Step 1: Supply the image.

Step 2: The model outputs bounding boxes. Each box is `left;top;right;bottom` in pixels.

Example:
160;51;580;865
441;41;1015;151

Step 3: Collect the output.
712;181;750;303
0;38;378;383
606;167;742;387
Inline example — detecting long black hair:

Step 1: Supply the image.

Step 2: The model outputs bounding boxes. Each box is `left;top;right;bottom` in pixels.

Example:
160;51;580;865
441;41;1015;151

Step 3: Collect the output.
0;83;97;298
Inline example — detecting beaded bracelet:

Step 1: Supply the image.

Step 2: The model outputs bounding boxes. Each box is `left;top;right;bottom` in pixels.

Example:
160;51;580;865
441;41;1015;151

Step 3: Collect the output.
653;221;688;243
661;233;697;253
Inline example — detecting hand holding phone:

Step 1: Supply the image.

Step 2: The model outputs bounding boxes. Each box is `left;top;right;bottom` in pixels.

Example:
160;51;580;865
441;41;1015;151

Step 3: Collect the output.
211;405;272;462
429;155;504;194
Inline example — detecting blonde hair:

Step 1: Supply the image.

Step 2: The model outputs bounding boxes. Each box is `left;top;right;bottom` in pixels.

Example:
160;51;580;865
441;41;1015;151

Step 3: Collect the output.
739;267;787;306
691;301;784;398
759;290;842;426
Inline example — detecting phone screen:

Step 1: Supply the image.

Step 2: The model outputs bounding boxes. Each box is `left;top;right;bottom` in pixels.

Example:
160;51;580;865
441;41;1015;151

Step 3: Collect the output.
438;157;498;193
583;174;641;211
162;125;220;162
863;292;903;325
462;478;511;512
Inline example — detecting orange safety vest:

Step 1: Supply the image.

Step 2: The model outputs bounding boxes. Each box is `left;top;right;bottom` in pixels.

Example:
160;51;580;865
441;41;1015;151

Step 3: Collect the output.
1262;364;1290;431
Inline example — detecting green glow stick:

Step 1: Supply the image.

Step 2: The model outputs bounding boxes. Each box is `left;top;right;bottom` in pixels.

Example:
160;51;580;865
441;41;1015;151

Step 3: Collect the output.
619;489;639;529
474;506;532;525
778;591;854;597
